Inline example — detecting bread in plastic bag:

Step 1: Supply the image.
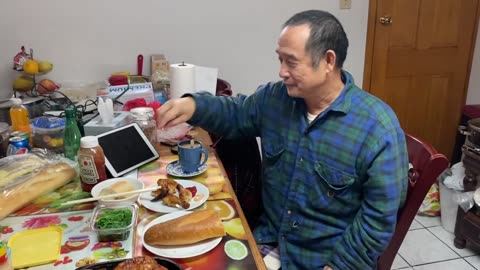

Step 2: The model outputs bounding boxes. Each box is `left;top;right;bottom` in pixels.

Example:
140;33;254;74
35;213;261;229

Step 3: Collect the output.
0;152;78;220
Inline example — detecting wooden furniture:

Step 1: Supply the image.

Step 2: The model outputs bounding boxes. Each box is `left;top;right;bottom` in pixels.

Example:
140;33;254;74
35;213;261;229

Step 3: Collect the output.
377;133;449;270
454;144;480;250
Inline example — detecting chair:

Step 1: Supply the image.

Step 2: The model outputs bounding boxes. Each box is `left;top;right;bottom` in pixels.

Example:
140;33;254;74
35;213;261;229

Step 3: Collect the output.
377;133;449;270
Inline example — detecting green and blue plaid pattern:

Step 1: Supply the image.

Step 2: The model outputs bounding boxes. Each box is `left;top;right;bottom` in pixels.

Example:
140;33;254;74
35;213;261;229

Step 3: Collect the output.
188;71;408;269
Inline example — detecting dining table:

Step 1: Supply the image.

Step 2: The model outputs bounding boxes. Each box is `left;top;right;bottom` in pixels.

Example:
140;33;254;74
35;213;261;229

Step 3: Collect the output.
0;128;267;270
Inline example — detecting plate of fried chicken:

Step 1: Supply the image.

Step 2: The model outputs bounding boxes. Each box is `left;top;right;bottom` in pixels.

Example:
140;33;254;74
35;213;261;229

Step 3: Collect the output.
139;178;209;213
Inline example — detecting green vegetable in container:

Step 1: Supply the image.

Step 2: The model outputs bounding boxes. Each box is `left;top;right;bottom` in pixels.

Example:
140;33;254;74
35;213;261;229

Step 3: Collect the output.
95;208;132;229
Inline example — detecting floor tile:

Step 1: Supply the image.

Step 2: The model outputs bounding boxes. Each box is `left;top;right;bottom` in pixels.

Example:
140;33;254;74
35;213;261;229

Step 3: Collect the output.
409;220;423;230
465;256;480;269
392;254;410;269
428;226;478;257
415;215;442;227
399;229;459;265
412;259;475;270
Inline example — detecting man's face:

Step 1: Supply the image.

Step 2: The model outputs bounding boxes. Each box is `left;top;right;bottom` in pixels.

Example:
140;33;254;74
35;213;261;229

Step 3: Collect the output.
276;24;329;98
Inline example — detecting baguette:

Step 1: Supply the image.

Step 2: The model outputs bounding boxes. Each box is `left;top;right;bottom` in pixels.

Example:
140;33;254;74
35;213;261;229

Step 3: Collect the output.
144;209;225;246
0;162;77;220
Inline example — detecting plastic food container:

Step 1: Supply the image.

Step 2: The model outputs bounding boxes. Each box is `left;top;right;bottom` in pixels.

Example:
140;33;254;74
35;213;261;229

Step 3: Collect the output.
30;116;65;153
90;204;138;242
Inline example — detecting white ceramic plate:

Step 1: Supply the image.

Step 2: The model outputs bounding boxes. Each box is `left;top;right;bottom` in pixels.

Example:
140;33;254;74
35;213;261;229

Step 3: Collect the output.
142;211;222;258
139;180;209;213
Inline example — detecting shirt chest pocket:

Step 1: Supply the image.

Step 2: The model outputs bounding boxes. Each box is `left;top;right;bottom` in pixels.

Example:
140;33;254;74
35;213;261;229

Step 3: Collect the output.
262;140;285;184
312;163;357;208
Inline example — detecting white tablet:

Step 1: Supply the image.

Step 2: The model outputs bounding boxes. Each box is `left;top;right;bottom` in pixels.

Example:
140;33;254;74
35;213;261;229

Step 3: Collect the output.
96;123;159;177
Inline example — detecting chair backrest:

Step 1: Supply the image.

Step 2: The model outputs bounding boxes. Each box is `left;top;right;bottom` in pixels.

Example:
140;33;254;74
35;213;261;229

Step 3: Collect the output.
377;133;449;270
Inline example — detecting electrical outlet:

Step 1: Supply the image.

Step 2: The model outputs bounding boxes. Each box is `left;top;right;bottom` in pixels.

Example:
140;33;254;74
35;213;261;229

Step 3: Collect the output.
340;0;352;9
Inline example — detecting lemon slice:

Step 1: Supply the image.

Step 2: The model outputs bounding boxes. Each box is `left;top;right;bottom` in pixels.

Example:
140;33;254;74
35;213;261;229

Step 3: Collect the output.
224;240;248;261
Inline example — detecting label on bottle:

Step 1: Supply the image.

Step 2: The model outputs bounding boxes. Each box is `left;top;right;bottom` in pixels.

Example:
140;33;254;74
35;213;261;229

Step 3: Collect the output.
78;154;99;185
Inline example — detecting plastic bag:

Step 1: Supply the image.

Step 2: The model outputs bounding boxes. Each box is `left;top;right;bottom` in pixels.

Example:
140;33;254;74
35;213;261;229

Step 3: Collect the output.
0;153;78;220
454;191;475;212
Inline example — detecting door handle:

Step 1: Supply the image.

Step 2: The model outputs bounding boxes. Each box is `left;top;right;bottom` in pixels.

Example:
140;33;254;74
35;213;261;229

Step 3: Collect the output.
379;16;393;25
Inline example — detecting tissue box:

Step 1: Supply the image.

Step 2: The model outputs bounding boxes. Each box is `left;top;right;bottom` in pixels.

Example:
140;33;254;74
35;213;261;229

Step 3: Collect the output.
97;82;154;111
84;111;131;136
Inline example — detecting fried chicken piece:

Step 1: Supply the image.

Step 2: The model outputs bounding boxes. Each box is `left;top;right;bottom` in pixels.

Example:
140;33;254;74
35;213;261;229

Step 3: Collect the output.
162;194;182;208
113;256;166;270
151;180;169;202
177;184;192;209
157;178;178;195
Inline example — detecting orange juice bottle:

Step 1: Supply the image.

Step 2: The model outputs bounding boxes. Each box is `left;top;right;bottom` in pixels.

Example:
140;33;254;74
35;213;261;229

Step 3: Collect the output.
9;98;32;144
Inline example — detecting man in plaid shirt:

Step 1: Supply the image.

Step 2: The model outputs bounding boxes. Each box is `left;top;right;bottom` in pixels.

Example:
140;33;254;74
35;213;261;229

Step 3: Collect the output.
157;10;408;270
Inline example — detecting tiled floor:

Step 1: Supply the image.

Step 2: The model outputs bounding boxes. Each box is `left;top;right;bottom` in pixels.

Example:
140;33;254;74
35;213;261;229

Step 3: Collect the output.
392;215;480;269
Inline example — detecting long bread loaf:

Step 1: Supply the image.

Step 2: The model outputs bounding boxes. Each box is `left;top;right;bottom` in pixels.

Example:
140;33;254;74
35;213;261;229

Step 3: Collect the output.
0;162;77;220
144;209;225;246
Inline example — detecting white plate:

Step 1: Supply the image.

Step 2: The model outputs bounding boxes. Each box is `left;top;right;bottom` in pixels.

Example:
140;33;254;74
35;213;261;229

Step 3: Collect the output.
139;180;209;213
166;160;207;177
142;211;222;258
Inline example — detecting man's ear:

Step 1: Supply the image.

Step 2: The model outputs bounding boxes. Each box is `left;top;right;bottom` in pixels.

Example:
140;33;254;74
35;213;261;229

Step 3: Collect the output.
324;50;337;73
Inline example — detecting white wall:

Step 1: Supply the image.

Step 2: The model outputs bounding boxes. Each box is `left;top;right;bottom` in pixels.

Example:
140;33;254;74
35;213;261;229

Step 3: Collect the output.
0;0;369;99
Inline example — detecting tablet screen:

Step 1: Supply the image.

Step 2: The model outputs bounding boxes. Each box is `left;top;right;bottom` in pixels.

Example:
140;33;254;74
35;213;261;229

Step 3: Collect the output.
97;123;159;177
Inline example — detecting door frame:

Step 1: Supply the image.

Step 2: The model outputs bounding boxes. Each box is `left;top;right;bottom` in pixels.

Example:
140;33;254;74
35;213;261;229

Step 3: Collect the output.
362;0;480;107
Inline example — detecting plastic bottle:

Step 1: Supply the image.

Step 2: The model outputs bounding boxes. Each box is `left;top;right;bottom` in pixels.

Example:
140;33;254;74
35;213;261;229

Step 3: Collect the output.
63;107;81;160
9;98;31;144
78;136;108;192
0;238;12;270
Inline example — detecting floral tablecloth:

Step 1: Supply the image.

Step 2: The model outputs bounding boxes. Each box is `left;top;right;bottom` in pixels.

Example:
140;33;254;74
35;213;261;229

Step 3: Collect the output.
0;154;259;270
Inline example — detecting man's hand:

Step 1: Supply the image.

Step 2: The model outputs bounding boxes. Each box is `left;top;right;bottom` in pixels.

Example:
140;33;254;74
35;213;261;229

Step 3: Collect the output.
323;266;333;270
156;97;196;128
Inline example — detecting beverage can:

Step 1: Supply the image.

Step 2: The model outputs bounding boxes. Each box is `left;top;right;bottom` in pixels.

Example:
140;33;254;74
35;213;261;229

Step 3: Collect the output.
9;131;28;140
7;136;30;156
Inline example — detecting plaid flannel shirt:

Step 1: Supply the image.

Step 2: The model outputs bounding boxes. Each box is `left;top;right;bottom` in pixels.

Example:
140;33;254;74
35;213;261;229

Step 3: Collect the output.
188;70;408;269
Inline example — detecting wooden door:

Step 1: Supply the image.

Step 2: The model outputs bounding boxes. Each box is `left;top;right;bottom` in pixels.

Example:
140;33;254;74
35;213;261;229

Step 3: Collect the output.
364;0;480;159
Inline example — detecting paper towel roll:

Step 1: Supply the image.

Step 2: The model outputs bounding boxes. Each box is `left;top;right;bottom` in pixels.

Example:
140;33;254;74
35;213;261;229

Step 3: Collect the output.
169;63;195;99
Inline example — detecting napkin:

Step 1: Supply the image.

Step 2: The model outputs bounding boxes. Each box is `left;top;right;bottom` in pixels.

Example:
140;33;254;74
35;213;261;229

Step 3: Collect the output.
97;97;114;124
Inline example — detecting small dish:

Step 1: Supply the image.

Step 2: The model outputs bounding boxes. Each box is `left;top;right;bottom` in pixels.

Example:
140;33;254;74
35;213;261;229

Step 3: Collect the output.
139;180;209;213
166;160;207;177
91;177;144;207
8;227;62;269
90;204;138;242
142;211;223;258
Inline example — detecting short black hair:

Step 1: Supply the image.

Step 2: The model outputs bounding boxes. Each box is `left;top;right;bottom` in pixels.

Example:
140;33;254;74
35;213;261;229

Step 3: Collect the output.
283;10;349;68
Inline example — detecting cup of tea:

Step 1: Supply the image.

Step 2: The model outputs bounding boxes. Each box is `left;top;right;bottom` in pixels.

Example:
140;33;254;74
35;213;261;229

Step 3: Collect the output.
177;139;208;173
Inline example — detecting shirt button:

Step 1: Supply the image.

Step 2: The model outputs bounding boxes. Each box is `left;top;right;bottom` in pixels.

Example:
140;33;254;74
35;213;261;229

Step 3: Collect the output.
281;235;285;240
327;190;334;197
287;210;292;215
298;157;304;163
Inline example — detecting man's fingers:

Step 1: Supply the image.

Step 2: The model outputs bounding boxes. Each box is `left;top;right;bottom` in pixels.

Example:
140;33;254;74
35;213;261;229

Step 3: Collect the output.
165;114;189;128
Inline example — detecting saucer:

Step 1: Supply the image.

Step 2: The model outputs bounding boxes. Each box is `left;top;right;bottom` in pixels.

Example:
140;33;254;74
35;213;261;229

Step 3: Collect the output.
166;160;207;177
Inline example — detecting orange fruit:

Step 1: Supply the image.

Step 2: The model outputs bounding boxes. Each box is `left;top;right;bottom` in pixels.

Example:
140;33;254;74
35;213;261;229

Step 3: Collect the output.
23;60;39;74
204;200;235;220
223;218;247;240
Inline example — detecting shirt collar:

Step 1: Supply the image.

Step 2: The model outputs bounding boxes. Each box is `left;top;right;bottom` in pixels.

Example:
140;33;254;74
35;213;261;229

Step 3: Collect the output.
326;70;354;115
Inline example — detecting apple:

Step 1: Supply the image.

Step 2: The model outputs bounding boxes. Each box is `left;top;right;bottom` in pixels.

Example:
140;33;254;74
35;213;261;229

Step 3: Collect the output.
37;79;60;94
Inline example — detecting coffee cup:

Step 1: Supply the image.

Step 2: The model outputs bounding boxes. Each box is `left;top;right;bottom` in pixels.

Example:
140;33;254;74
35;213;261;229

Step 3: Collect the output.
177;139;208;173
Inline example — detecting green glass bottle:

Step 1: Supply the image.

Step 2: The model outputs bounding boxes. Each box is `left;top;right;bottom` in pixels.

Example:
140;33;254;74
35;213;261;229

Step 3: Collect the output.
63;107;81;160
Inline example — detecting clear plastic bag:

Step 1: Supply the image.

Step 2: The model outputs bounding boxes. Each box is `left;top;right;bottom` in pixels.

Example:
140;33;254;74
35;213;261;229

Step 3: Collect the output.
0;152;78;220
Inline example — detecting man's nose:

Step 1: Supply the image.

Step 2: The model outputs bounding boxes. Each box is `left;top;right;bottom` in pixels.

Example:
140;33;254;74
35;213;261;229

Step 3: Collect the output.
279;65;289;79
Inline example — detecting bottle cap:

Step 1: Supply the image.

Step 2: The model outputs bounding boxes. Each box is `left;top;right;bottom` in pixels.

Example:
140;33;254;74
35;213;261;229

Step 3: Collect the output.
80;136;99;148
64;107;76;117
10;98;21;105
